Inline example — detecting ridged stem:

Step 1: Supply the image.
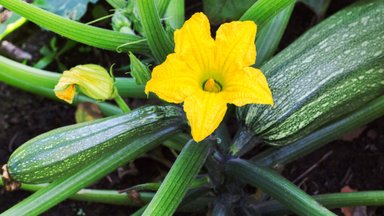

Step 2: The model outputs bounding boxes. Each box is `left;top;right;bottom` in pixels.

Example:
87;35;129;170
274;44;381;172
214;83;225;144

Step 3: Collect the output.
0;0;149;54
142;140;212;216
226;159;336;216
156;0;172;17
0;177;154;206
137;0;174;63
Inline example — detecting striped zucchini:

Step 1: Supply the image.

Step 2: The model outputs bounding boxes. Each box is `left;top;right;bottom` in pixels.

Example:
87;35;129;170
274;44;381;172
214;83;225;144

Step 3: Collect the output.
237;0;384;146
6;105;184;184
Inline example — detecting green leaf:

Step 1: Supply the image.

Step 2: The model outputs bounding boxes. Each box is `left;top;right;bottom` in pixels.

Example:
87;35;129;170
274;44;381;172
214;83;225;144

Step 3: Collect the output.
33;0;98;20
255;3;294;66
226;159;336;216
203;0;256;25
136;0;174;63
252;96;384;166
142;140;212;216
165;0;184;29
1;122;182;216
240;0;296;32
0;0;149;54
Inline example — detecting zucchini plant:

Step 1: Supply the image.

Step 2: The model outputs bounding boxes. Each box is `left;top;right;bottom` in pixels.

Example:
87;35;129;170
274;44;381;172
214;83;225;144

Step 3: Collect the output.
0;0;383;215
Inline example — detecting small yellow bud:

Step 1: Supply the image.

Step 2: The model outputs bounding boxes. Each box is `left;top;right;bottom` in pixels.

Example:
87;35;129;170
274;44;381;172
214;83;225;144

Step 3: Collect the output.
54;64;116;104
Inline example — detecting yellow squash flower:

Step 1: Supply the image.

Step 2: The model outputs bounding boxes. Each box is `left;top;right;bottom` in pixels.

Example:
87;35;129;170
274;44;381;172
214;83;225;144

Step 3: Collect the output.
145;13;273;142
54;64;117;103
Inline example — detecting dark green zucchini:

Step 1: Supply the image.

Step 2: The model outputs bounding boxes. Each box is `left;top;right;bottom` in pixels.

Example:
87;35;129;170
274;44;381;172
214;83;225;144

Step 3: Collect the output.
6;105;184;184
236;0;384;146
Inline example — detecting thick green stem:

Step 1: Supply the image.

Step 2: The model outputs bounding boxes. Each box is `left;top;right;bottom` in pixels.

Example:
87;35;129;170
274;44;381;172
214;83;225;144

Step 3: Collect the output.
143;140;212;216
156;0;172;17
0;0;149;54
1;175;211;209
137;0;174;63
114;93;131;113
0;177;154;206
124;176;209;192
226;159;335;216
251;191;384;215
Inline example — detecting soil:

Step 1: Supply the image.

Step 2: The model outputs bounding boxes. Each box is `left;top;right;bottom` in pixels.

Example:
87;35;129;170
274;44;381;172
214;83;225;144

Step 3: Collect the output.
283;117;384;215
1;0;383;215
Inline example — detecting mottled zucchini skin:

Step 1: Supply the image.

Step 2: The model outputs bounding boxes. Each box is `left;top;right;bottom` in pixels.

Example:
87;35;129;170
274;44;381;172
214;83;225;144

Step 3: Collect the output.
237;0;384;145
8;105;184;183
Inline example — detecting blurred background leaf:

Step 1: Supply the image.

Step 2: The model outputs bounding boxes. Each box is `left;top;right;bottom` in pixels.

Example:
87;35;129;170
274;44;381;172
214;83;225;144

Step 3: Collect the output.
300;0;332;18
33;0;99;20
0;12;21;34
203;0;256;24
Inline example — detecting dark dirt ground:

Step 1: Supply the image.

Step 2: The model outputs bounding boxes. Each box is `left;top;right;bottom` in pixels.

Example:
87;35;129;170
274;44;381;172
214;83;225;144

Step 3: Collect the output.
1;0;383;215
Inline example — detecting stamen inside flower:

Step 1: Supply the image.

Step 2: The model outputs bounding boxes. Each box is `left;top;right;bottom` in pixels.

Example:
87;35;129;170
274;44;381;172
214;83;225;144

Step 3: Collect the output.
203;78;222;93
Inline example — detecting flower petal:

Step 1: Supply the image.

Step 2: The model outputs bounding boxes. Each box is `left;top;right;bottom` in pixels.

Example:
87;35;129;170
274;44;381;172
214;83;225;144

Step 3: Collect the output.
184;91;227;142
215;21;257;75
174;12;215;73
145;54;201;103
223;67;273;106
54;77;76;104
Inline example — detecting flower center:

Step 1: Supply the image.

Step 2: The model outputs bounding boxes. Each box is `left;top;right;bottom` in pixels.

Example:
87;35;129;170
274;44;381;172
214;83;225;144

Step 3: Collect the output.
203;78;222;93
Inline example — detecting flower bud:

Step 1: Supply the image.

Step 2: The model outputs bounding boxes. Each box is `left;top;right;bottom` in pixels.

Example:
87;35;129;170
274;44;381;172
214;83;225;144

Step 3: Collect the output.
54;64;116;103
129;52;151;85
